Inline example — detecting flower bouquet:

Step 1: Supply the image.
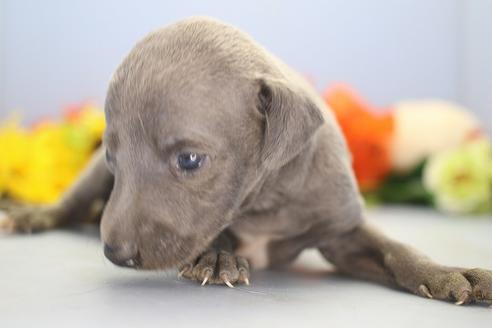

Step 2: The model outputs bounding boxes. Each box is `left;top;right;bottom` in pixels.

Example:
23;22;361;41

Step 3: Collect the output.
324;84;492;215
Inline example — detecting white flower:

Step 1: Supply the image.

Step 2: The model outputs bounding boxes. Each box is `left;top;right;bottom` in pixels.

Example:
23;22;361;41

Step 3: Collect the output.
423;139;492;215
390;100;480;173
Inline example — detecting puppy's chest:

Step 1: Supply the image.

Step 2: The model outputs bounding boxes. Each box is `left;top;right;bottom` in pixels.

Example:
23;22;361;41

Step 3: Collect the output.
230;206;312;269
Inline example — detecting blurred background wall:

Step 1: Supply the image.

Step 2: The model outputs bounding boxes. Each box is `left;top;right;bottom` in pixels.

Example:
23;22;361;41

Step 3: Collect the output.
0;0;490;131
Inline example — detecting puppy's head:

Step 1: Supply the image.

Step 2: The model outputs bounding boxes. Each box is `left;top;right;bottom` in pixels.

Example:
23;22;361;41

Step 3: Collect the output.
100;18;323;270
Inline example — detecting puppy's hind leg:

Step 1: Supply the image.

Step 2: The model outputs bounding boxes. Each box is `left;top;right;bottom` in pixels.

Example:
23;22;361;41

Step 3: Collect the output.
319;222;492;305
0;148;113;233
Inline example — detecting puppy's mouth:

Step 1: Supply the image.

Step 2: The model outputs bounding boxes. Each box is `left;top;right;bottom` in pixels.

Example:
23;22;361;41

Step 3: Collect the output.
103;243;142;269
103;238;202;271
118;256;141;269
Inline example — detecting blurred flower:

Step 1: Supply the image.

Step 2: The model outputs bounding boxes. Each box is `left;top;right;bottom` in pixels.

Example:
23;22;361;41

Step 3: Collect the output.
0;104;105;204
324;84;395;191
423;138;492;215
0;118;30;198
391;100;481;173
64;104;106;140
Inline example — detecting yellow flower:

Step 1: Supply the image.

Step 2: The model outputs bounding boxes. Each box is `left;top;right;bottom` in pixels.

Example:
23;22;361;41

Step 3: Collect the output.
423;138;492;214
0;106;105;204
0;119;30;197
78;104;106;140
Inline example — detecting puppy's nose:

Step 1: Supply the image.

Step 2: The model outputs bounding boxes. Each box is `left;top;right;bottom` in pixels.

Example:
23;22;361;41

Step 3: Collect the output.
104;243;138;268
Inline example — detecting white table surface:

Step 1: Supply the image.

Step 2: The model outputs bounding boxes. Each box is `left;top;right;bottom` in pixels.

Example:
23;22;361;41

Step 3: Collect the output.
1;206;491;328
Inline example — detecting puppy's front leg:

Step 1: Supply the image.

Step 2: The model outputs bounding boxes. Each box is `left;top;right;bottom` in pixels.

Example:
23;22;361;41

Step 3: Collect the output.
0;148;113;233
179;230;250;287
319;222;492;305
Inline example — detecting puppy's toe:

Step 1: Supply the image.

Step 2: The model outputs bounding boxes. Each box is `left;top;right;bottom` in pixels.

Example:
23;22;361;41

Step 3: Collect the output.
236;255;251;285
214;251;240;287
192;250;218;285
424;271;472;304
0;206;60;233
178;250;251;287
0;213;16;232
417;267;492;305
464;268;492;304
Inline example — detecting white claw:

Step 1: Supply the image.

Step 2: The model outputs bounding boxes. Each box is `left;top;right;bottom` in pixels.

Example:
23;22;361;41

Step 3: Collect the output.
224;278;234;288
201;274;210;286
178;266;189;278
244;277;250;286
455;291;470;306
418;285;433;299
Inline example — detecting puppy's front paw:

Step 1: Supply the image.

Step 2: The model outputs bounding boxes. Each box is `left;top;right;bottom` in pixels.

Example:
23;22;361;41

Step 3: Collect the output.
416;267;492;306
178;250;250;287
0;206;61;233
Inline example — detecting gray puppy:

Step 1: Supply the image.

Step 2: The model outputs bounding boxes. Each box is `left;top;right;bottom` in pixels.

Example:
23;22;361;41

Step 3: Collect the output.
2;17;491;305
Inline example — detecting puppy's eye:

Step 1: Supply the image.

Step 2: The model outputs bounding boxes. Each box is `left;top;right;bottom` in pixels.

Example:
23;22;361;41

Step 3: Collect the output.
177;152;204;171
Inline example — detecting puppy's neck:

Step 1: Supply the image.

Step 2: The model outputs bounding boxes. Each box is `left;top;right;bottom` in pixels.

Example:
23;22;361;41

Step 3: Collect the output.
237;135;319;215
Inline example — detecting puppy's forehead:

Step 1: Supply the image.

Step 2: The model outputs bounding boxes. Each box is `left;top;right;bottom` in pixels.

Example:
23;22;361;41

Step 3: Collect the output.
105;20;259;121
104;72;246;152
107;75;235;131
104;20;259;146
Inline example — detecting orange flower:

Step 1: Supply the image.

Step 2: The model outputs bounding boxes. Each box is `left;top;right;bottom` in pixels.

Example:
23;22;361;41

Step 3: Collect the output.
323;84;395;191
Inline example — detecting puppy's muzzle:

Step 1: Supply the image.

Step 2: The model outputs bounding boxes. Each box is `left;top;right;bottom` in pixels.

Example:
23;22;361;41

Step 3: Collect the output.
104;243;139;268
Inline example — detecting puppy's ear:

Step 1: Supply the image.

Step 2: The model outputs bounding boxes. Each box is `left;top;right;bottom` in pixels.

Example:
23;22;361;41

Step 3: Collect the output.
257;78;324;170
